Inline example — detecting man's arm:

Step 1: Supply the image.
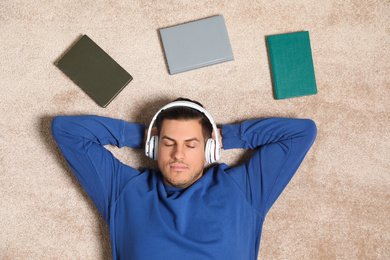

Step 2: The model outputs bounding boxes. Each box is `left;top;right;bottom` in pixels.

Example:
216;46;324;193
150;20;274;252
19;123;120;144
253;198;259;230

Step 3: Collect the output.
51;115;145;222
222;118;317;216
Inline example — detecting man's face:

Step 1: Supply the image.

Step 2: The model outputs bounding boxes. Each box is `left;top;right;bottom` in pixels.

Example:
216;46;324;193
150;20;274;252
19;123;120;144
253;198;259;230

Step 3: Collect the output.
157;119;206;188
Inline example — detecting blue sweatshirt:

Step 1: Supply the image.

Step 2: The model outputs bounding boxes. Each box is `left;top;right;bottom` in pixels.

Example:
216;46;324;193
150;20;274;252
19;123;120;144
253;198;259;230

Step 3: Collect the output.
51;116;316;260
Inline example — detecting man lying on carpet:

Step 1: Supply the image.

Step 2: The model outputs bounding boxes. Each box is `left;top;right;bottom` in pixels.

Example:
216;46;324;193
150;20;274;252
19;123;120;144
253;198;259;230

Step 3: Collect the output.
51;97;317;260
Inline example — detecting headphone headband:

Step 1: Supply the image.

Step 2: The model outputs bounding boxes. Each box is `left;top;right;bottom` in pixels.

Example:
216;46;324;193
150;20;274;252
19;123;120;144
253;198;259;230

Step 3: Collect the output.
145;101;221;163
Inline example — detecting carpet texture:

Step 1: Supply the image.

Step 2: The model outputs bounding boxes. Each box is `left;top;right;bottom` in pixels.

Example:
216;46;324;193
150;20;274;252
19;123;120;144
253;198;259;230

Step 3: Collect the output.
1;0;389;259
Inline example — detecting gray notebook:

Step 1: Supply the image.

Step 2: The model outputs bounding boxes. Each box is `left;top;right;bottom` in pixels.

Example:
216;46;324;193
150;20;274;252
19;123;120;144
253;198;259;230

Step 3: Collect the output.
160;15;234;75
56;35;133;108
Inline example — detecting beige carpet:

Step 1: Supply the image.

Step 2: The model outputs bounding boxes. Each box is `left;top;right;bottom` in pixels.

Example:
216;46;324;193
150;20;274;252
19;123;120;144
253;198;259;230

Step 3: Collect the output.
1;0;389;259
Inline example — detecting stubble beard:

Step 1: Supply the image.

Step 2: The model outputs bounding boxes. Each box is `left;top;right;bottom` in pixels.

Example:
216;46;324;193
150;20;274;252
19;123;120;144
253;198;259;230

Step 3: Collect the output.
163;163;205;189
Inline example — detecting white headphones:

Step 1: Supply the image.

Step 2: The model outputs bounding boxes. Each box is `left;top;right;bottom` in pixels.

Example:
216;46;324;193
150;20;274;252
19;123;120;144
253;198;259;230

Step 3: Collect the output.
145;101;221;164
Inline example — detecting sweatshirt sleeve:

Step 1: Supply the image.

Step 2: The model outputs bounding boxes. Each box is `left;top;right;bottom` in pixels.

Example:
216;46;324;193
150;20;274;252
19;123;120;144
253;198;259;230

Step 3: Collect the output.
51;115;146;222
223;118;317;217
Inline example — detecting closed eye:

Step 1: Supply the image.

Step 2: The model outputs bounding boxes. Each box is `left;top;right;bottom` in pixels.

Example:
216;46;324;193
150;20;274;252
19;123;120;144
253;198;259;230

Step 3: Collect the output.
161;136;200;148
186;142;198;149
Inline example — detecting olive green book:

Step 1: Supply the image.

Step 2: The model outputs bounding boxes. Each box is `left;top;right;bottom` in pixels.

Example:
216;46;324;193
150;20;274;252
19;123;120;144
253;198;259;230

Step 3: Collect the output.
267;31;317;99
56;35;133;107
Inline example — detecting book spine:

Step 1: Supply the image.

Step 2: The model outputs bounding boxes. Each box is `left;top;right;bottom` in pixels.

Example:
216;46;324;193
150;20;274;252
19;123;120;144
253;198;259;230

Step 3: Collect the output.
267;37;281;99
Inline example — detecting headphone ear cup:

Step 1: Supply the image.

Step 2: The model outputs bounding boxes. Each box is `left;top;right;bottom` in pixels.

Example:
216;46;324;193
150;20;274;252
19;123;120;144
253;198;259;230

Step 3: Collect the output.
149;136;159;160
205;138;216;164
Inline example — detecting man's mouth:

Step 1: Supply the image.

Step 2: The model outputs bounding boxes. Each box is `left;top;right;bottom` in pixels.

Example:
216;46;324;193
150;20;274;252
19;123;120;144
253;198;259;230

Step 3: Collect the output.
169;164;189;171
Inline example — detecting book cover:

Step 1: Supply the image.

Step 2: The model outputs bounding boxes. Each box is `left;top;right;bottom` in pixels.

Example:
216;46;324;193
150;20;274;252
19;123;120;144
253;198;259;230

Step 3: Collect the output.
267;31;317;99
160;15;234;74
56;35;133;107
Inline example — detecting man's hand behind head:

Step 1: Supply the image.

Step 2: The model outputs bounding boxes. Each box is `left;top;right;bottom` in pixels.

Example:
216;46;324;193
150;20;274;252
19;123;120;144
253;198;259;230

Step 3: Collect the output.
212;127;223;149
144;126;158;148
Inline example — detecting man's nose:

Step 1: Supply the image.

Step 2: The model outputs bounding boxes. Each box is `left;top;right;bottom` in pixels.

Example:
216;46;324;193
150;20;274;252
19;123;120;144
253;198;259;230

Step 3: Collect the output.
172;145;184;160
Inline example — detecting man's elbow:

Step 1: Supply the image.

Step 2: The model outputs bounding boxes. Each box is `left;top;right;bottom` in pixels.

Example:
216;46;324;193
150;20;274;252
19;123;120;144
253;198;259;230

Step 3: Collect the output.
303;119;317;144
51;116;69;140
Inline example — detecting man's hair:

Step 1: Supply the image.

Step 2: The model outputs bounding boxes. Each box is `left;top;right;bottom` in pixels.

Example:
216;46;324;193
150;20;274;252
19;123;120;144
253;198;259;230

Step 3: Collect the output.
155;98;213;141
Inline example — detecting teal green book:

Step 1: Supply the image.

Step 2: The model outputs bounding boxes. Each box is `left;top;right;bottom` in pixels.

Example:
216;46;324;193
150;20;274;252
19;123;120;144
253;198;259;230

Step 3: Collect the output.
267;31;317;99
56;35;133;107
